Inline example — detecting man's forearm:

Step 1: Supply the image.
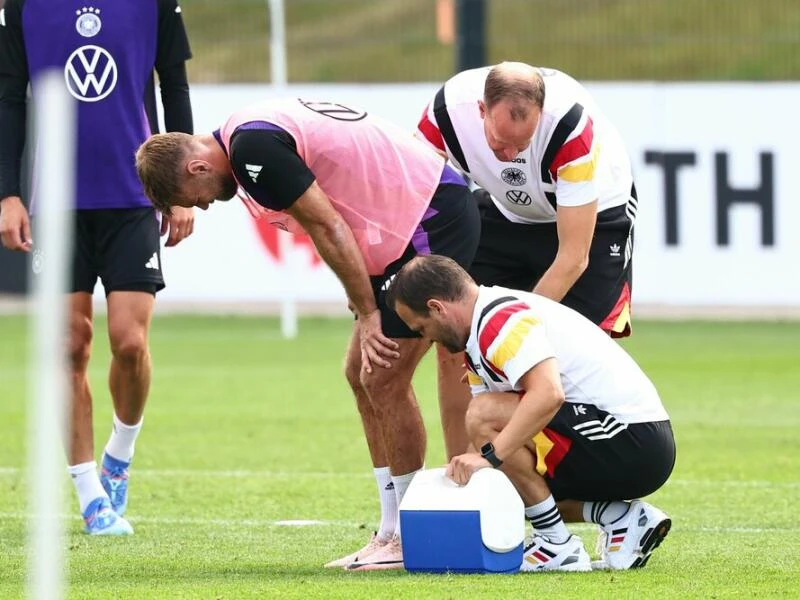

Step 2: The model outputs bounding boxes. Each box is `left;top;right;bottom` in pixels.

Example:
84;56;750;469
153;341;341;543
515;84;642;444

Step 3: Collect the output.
531;255;588;302
491;390;563;461
308;218;377;316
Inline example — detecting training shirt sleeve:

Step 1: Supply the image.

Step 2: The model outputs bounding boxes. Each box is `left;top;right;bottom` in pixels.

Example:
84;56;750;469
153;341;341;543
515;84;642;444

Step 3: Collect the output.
228;126;316;211
0;0;28;200
156;62;193;134
156;0;192;68
414;94;447;154
477;301;556;389
546;104;599;208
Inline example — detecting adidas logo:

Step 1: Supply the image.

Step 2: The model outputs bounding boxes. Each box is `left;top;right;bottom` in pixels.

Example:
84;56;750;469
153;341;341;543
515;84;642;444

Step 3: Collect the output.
573;414;627;440
145;252;159;270
609;243;621;257
384;482;395;491
245;163;263;182
380;273;397;293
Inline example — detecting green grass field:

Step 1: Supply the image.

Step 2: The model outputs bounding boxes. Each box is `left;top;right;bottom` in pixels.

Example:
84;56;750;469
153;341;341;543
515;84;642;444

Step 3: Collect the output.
1;315;798;598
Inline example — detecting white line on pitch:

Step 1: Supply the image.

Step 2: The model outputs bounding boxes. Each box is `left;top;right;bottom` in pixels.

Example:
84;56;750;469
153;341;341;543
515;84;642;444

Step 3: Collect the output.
0;467;370;479
0;513;358;528
0;467;797;489
0;512;797;534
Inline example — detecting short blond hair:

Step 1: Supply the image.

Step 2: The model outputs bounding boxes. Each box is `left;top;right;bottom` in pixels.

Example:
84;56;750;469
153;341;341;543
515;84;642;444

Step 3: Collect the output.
135;132;193;215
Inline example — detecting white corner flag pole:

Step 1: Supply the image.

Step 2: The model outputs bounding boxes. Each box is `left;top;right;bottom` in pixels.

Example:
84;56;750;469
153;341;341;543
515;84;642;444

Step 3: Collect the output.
26;71;76;600
266;0;297;339
278;228;298;340
267;0;288;88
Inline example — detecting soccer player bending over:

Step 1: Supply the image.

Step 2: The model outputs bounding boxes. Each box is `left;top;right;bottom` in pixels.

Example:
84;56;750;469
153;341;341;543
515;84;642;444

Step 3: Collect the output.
387;255;675;571
135;97;480;570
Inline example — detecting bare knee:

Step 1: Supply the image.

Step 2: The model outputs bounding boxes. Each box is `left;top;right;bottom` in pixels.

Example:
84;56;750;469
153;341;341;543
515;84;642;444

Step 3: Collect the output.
343;352;362;393
360;367;412;412
109;327;149;367
465;399;496;443
68;315;93;373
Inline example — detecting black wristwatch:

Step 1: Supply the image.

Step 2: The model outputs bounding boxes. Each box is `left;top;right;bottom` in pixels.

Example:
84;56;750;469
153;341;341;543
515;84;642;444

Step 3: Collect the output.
480;442;503;468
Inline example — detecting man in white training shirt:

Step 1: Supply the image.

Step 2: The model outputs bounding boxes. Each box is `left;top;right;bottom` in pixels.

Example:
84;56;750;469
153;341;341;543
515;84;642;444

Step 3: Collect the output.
387;255;675;572
416;62;640;459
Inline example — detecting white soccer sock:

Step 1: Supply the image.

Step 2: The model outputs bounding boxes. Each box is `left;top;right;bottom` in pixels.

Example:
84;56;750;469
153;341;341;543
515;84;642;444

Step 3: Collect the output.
583;500;631;526
390;469;419;539
524;495;571;544
104;414;143;463
68;461;107;514
374;467;397;541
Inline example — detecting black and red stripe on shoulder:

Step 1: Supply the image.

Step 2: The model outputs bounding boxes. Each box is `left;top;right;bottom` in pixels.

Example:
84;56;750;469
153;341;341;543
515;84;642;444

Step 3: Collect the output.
540;102;593;184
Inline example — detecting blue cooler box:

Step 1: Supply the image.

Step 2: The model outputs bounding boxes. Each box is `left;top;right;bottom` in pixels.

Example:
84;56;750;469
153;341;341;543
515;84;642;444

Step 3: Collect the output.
399;467;524;574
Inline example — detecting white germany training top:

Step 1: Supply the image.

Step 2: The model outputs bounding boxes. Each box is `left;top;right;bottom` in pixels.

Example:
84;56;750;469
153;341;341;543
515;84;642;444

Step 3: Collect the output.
465;285;669;424
416;66;635;224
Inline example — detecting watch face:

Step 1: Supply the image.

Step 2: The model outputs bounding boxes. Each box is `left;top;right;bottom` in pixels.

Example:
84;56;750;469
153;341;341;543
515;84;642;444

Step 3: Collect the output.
480;442;494;455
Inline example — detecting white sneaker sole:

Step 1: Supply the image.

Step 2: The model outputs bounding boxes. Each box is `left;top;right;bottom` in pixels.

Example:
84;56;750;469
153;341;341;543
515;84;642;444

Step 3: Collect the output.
630;516;671;569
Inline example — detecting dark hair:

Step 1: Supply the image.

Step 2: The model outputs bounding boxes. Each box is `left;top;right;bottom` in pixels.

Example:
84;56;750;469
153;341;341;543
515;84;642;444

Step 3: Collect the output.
484;64;545;121
386;255;472;315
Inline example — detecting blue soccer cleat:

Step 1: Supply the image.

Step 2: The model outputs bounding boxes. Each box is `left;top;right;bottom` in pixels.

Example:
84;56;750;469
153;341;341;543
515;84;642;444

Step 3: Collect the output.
100;453;130;516
82;496;133;536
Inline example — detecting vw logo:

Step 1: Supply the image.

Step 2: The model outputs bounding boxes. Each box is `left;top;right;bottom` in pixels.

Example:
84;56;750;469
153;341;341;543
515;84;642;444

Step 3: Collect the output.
64;45;117;102
501;167;526;186
505;190;532;205
299;100;368;121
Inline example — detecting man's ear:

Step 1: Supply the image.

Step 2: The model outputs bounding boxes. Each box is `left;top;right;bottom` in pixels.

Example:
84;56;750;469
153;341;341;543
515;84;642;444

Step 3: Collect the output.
186;159;211;176
478;100;486;119
427;298;445;315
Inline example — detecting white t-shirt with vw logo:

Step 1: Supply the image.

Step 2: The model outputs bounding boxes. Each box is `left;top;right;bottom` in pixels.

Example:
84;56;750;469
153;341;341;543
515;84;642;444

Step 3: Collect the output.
417;66;634;224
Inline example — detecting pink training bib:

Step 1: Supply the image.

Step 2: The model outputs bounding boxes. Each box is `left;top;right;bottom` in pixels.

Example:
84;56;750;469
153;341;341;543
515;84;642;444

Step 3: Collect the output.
219;98;446;275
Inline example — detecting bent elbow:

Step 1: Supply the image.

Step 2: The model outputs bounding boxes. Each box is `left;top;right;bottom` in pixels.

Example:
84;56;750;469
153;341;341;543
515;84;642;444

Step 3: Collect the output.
310;213;348;245
574;254;590;277
550;388;566;414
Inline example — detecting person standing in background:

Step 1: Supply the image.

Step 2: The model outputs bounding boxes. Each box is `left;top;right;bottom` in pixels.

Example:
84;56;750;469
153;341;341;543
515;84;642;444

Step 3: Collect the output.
0;0;195;535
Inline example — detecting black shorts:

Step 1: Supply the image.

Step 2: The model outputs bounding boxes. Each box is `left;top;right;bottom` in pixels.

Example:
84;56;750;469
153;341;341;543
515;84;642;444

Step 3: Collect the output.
33;208;164;296
533;402;676;502
469;188;636;337
369;183;480;338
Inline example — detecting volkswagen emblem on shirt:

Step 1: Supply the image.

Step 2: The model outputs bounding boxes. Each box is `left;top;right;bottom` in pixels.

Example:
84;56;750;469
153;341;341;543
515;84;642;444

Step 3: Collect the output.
501;167;526;186
64;45;117;102
75;7;102;38
299;100;368;121
505;190;532;205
